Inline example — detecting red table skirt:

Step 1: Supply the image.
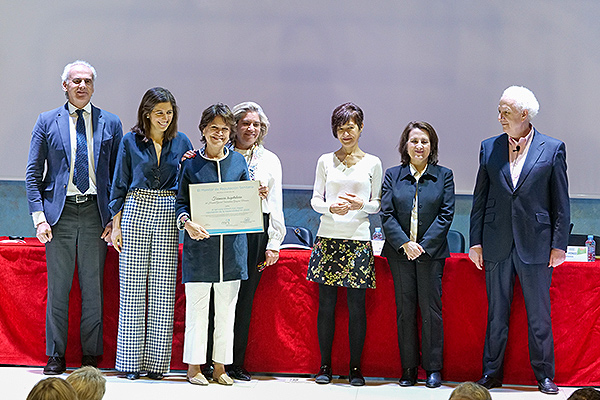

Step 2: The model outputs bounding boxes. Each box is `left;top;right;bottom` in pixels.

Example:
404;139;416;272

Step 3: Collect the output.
1;237;599;385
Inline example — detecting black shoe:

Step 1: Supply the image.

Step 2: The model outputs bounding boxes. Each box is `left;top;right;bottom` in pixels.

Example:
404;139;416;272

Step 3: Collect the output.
81;355;97;367
398;367;418;386
124;372;140;380
201;363;214;378
349;367;365;386
43;356;66;375
425;371;442;388
537;377;559;394
147;372;164;380
228;365;251;381
476;375;502;389
315;365;332;384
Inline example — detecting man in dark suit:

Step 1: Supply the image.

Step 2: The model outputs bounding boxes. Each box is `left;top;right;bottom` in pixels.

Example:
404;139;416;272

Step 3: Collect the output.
469;86;569;395
25;60;123;374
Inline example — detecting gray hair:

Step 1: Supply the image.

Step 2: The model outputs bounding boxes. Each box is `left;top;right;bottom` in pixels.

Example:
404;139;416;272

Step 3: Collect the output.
500;86;539;120
231;101;270;146
61;60;97;83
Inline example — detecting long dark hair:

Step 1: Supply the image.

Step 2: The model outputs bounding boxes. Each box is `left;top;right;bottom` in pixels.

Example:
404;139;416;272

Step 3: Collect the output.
132;87;178;142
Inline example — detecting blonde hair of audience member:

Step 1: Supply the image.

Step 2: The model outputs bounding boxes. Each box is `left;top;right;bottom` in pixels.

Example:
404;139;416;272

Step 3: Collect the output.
66;366;106;400
449;382;492;400
26;377;78;400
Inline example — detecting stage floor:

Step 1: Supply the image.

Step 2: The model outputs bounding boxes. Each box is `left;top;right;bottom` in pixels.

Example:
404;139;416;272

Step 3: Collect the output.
2;366;586;400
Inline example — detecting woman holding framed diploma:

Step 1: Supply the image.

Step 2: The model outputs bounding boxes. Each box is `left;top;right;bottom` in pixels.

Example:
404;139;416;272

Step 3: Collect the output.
176;103;250;386
307;102;383;386
109;87;193;380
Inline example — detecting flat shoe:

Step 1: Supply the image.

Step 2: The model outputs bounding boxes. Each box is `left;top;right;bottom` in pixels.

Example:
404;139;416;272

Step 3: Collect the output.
187;372;209;386
214;373;233;385
399;367;418;386
315;364;332;384
349;367;365;386
147;372;164;380
125;372;140;380
425;371;442;388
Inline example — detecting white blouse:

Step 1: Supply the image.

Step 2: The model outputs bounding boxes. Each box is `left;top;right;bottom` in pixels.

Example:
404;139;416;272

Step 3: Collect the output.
235;144;286;251
311;152;383;241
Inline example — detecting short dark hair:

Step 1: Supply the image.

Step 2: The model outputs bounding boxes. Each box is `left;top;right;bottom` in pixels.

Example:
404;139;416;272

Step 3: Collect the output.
132;87;179;142
398;121;439;166
198;103;235;144
331;102;364;138
568;388;600;400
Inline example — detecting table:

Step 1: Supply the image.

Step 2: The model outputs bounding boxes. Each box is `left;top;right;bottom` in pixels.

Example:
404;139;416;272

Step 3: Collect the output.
1;237;599;385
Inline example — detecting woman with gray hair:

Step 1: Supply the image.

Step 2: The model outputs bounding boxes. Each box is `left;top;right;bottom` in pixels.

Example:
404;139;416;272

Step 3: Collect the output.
226;101;286;381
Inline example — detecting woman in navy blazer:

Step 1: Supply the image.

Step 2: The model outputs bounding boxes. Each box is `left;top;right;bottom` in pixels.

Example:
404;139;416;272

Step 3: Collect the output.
381;121;455;388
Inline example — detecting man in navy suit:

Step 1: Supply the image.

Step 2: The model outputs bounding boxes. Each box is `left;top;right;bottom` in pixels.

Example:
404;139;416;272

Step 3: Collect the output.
26;60;123;374
469;86;569;395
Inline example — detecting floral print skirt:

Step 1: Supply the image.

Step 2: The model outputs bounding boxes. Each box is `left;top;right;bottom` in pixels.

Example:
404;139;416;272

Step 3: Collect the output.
307;236;375;289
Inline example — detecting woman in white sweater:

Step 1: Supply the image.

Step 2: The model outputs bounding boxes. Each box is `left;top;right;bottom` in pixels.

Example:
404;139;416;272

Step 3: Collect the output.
307;102;383;386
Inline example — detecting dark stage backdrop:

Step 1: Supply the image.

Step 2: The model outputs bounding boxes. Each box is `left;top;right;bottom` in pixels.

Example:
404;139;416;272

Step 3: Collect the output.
1;1;599;196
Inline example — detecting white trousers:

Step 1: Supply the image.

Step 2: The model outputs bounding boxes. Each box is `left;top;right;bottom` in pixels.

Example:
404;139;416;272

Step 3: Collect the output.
183;280;241;365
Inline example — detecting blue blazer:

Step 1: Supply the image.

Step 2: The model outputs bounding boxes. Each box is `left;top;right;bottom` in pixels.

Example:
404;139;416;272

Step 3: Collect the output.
381;163;455;260
26;103;123;228
469;128;570;264
176;148;249;283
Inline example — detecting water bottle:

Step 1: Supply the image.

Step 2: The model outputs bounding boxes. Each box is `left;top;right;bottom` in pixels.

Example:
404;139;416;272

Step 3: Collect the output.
585;235;596;262
371;227;384;256
372;227;384;241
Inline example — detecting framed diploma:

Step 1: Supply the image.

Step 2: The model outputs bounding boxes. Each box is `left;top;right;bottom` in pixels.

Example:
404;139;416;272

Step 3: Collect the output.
189;180;264;235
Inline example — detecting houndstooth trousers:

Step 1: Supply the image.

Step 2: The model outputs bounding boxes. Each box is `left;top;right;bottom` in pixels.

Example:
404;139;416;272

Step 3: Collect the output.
115;189;178;374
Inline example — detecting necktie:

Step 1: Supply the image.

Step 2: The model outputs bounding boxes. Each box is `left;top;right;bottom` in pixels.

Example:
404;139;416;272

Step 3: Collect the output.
73;109;89;193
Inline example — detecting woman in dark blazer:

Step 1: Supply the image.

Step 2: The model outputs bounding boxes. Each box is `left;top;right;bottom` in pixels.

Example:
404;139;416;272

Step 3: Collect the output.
176;103;251;386
381;121;455;389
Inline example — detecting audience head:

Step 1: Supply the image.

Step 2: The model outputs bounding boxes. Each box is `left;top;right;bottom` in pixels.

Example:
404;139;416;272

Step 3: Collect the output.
331;102;364;139
231;101;270;148
449;382;492;400
198;103;235;145
398;120;439;166
568;388;600;400
66;366;107;400
26;377;78;400
133;87;179;141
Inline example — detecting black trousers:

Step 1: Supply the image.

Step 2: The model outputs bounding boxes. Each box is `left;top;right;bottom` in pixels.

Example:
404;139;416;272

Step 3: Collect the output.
482;247;555;381
44;198;107;356
232;213;270;366
388;255;444;371
317;284;367;368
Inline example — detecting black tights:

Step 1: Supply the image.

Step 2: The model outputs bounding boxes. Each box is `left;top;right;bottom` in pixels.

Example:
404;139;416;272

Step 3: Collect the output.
317;284;366;368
